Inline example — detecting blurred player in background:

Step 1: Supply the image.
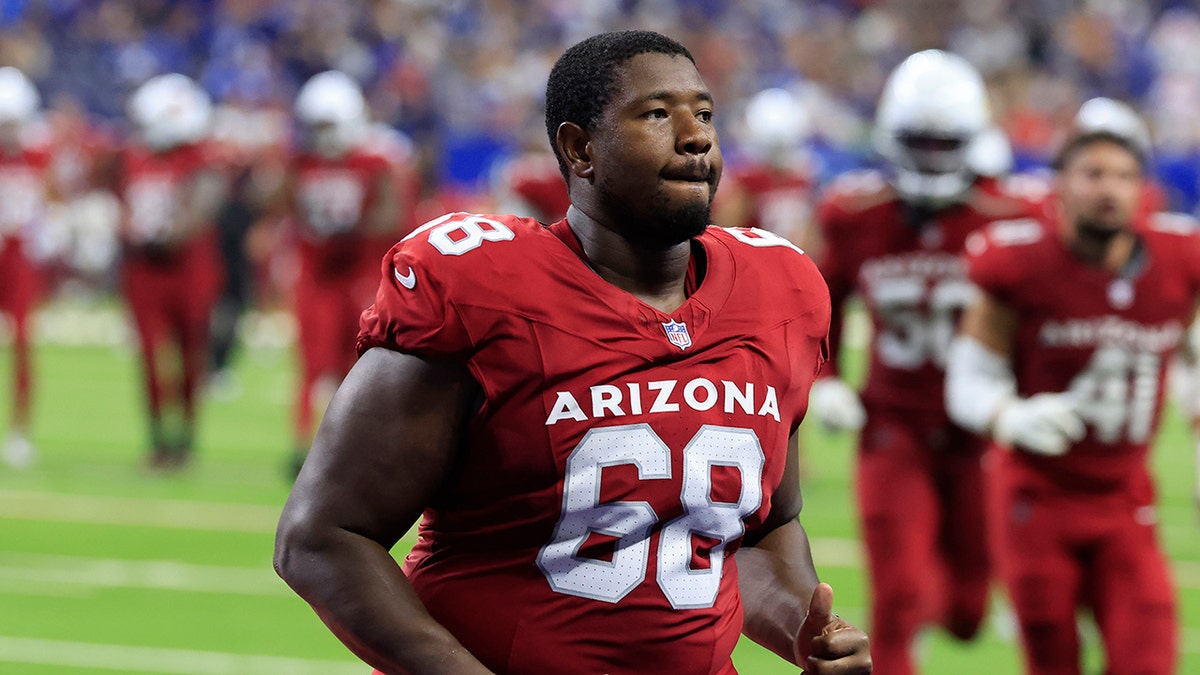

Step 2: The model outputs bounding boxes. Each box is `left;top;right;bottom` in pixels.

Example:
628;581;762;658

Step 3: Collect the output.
279;70;410;478
713;86;815;244
808;50;1041;675
205;96;290;397
946;123;1195;674
276;30;871;674
114;73;227;469
0;67;52;469
491;120;570;223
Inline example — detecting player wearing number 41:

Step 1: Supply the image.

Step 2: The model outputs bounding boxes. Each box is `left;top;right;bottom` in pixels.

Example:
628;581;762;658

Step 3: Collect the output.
805;50;1040;675
945;123;1200;673
275;30;871;675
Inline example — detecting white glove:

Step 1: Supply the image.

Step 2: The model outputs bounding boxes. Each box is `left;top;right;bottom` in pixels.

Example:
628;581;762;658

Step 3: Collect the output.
1168;357;1200;423
809;377;866;431
993;393;1086;456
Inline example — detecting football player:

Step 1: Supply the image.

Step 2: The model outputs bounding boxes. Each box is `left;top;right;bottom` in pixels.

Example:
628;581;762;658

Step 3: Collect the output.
0;67;51;469
712;86;815;244
946;123;1194;674
807;50;1041;675
279;70;409;478
116;73;227;469
275;30;871;674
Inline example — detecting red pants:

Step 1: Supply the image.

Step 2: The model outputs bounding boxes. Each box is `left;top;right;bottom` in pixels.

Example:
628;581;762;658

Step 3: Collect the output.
986;451;1177;675
292;257;377;441
0;237;37;429
121;236;222;428
856;405;991;675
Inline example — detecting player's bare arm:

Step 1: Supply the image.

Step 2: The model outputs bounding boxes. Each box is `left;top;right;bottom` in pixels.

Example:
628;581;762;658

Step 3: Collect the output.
738;433;872;673
274;348;494;675
364;165;402;237
171;168;227;245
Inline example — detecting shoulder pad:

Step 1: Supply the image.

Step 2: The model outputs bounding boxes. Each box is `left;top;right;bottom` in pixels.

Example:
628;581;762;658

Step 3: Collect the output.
820;170;895;214
1147;212;1200;236
984;218;1045;247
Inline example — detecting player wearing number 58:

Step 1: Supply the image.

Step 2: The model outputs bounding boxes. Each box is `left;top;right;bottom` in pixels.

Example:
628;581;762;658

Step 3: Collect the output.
274;30;871;674
945;121;1199;674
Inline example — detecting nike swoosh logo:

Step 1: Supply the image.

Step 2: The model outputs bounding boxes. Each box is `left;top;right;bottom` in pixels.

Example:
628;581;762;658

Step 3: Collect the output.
394;266;416;289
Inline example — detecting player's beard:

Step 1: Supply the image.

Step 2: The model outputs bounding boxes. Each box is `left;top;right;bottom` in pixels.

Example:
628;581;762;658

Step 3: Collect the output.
1076;217;1125;246
604;181;715;249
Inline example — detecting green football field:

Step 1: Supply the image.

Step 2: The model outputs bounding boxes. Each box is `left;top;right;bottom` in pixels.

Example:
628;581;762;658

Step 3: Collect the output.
1;307;1198;674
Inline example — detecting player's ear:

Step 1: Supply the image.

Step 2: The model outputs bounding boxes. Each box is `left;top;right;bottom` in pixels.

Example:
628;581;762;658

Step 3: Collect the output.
557;121;593;180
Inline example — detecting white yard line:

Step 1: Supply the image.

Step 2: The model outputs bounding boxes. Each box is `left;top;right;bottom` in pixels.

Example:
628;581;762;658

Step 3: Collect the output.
0;490;281;533
0;553;287;597
0;637;364;675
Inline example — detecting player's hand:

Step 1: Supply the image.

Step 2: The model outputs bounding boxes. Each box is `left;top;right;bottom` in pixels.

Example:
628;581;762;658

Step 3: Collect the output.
993;393;1085;456
808;378;866;431
794;583;871;674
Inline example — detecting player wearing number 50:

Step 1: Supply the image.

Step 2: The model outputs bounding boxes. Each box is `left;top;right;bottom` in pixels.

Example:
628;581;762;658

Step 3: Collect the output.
946;125;1198;673
275;30;870;675
807;50;1039;675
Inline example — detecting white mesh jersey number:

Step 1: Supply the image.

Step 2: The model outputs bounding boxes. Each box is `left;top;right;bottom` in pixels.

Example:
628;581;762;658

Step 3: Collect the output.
402;213;517;256
537;424;765;609
126;177;177;243
871;276;975;370
0;168;42;235
298;172;364;236
1067;346;1161;444
728;226;805;255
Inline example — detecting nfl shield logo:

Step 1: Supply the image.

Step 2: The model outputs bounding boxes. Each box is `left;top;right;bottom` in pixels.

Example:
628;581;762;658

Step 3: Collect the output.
661;320;692;350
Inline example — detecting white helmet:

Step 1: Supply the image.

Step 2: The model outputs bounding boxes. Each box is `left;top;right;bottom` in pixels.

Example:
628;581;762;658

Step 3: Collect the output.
294;70;367;158
0;67;39;124
127;73;213;151
874;50;990;206
964;125;1014;178
742;87;810;160
1074;97;1151;159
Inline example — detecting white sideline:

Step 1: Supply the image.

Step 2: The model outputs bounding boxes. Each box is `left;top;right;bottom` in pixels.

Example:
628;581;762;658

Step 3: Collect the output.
0;490;281;533
0;636;364;675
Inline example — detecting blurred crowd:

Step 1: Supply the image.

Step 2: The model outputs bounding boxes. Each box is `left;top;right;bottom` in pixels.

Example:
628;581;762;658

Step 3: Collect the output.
2;0;1200;202
0;0;1197;352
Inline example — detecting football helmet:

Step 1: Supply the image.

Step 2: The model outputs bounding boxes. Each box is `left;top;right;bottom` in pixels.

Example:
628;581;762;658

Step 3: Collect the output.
874;50;990;206
127;73;213;151
1074;97;1151;158
742;87;810;162
0;67;39;124
964;125;1014;178
294;70;367;158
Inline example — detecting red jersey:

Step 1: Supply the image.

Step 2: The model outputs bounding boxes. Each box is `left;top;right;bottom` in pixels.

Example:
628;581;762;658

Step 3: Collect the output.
118;141;221;246
0;145;51;241
967;212;1200;491
358;214;830;674
718;159;814;234
290;147;396;277
498;151;570;222
290;148;392;241
816;170;1041;414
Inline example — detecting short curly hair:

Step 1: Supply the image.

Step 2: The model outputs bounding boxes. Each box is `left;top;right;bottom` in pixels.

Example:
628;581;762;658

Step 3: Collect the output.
544;30;695;180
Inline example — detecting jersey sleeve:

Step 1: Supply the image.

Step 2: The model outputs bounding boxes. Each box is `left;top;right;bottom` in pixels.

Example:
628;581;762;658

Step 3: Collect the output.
964;219;1041;305
357;239;474;359
813;189;860;378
